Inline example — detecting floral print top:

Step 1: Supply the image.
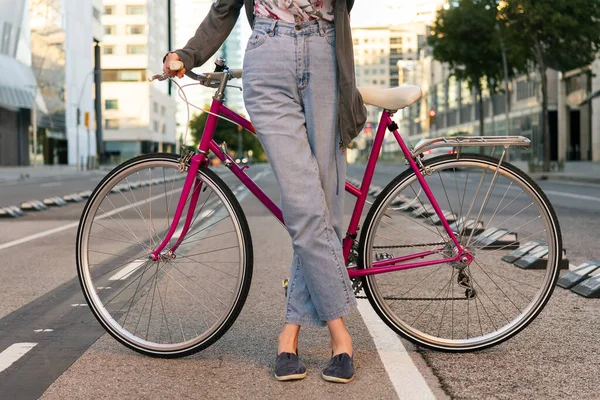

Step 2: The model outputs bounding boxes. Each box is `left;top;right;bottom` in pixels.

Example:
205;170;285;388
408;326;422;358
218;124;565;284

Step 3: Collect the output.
254;0;335;23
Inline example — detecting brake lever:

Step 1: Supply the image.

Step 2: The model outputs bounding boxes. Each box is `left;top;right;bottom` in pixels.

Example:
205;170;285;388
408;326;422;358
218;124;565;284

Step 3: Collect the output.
149;73;169;82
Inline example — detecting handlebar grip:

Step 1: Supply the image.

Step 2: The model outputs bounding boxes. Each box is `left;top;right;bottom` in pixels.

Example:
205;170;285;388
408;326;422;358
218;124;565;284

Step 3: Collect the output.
230;69;243;79
169;60;184;71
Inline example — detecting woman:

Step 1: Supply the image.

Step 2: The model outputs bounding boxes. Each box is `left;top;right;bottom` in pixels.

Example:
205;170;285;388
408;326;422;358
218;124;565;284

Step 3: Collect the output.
163;0;366;383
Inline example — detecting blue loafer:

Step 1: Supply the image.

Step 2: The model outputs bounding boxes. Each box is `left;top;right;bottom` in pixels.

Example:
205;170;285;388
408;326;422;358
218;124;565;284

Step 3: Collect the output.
274;352;307;381
322;352;355;383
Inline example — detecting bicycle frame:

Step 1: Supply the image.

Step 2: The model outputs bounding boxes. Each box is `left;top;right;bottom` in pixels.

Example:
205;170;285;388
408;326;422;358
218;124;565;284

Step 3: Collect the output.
150;97;471;277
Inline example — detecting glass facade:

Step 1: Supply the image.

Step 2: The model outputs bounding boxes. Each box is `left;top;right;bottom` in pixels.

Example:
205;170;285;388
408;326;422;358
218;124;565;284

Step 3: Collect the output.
30;0;67;134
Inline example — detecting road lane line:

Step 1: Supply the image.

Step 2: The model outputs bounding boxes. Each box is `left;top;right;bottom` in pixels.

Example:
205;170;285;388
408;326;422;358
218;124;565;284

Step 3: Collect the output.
0;343;37;373
109;259;147;281
543;190;600;203
357;299;436;400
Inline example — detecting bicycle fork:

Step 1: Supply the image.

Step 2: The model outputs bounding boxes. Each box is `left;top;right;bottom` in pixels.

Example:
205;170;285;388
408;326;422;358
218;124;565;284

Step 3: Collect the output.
149;153;206;261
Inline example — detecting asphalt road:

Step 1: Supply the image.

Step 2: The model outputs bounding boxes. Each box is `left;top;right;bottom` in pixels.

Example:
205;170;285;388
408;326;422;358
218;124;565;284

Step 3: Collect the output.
0;161;599;399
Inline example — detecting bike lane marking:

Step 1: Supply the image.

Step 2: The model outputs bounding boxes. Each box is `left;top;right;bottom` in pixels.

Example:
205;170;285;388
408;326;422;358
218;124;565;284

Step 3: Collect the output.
0;343;37;373
357;299;437;400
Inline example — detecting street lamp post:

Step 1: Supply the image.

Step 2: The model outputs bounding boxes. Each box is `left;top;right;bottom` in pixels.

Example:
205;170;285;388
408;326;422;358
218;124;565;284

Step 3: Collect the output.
76;69;96;170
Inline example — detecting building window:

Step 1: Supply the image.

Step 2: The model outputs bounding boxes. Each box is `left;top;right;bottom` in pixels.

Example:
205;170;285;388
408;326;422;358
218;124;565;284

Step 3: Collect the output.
161;105;166;116
127;45;145;55
105;99;119;110
162;123;166;134
103;45;114;55
126;5;145;15
104;25;115;35
104;6;114;15
153;102;159;113
153;120;159;132
105;119;119;129
126;25;145;35
102;69;147;82
93;7;101;22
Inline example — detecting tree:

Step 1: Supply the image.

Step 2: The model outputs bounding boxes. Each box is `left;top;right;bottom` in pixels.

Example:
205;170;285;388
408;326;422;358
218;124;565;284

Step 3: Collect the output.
428;0;510;139
188;106;265;161
499;0;600;171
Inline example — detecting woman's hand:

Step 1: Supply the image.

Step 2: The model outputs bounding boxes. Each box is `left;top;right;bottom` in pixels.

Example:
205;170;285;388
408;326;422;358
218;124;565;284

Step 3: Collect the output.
163;52;186;78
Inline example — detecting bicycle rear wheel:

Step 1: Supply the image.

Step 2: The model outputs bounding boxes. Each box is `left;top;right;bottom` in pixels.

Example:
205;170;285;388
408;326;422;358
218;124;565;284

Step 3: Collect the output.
359;154;561;351
76;153;253;358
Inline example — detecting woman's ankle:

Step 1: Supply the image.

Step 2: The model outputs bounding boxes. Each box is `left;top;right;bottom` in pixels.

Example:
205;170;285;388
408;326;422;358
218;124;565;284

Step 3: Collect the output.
277;324;300;355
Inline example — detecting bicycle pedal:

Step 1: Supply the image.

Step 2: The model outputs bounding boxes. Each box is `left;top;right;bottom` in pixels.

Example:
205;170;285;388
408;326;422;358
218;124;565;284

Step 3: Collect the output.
282;279;289;298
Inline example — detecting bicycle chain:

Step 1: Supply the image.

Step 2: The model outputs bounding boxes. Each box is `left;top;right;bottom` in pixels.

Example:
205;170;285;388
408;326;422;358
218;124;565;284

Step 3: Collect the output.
373;242;445;249
354;294;469;301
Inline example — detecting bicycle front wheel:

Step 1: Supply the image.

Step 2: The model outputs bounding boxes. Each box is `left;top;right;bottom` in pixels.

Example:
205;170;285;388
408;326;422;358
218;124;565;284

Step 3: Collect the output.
359;154;561;351
77;153;253;358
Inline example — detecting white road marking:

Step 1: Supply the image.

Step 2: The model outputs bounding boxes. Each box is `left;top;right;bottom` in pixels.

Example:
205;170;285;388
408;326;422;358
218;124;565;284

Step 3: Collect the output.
357;299;436;400
34;329;54;333
71;304;88;307
0;343;37;373
543;190;600;203
109;259;147;281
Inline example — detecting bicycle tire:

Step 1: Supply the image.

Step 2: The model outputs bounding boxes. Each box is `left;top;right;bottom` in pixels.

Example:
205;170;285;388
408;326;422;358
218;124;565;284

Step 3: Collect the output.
76;153;253;358
358;153;561;352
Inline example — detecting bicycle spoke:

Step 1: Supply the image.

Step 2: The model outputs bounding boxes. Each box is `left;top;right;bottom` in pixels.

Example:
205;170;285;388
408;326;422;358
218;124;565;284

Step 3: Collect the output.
364;155;560;350
78;157;250;355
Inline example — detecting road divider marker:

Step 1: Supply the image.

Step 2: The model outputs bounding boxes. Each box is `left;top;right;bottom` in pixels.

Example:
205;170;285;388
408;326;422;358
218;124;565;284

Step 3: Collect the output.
558;261;600;289
20;200;48;211
0;206;24;218
0;343;37;373
63;193;84;202
43;197;67;206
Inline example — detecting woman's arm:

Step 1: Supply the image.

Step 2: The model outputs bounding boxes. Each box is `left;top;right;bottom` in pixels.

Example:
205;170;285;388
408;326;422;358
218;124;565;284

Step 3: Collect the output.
172;0;244;72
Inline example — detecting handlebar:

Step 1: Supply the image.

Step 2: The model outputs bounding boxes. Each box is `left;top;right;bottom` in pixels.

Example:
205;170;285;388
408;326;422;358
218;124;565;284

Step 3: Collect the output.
149;60;243;85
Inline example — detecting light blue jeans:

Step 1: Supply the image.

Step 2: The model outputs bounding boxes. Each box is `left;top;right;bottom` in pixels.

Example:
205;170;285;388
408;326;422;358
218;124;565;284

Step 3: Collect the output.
242;17;357;327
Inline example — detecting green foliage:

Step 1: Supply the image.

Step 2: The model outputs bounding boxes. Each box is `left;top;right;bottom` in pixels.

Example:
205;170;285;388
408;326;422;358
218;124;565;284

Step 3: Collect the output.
499;0;600;171
499;0;600;73
428;0;507;93
188;106;265;161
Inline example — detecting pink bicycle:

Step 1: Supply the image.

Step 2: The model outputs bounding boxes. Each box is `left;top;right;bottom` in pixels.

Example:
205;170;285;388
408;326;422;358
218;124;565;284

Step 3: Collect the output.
76;60;562;357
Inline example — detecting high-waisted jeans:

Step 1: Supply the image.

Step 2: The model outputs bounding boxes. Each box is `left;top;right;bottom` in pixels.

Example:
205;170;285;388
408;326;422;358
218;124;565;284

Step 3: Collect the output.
242;17;357;326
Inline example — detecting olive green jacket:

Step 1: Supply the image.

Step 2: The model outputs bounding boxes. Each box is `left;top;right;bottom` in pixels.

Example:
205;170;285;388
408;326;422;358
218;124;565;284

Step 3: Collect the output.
174;0;367;148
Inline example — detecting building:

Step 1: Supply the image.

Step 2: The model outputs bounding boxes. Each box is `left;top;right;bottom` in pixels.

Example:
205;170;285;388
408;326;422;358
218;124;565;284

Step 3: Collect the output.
174;0;248;149
0;0;102;166
0;0;35;166
101;0;177;162
350;22;429;160
401;45;600;164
